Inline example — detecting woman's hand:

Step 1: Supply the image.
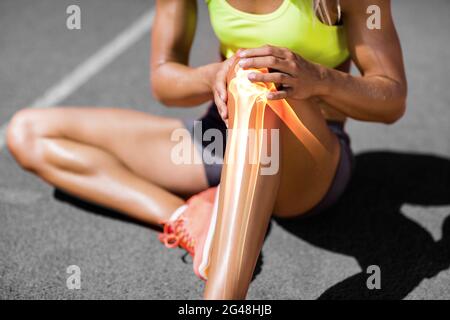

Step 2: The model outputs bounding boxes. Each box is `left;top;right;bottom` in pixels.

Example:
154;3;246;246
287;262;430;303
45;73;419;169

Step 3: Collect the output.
238;45;326;101
212;52;241;122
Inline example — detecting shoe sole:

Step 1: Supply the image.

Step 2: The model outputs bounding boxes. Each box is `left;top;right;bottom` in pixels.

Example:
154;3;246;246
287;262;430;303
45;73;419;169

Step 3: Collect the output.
198;185;220;280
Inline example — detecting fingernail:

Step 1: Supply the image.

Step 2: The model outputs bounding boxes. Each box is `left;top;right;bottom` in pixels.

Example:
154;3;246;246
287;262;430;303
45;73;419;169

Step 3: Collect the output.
238;59;248;67
266;93;274;99
248;72;256;80
238;50;247;58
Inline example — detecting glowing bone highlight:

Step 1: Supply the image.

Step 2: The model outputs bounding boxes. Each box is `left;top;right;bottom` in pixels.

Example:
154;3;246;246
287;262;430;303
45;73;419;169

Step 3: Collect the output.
205;64;327;291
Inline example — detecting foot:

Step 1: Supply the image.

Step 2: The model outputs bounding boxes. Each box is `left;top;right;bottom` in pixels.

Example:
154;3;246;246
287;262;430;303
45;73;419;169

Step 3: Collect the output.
159;187;219;280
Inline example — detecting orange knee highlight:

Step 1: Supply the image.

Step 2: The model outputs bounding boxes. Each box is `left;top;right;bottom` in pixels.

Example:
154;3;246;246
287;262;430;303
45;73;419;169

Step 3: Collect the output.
228;63;326;156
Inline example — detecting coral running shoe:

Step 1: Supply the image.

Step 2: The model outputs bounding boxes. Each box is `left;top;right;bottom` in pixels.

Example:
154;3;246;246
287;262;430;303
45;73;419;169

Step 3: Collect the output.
159;186;219;280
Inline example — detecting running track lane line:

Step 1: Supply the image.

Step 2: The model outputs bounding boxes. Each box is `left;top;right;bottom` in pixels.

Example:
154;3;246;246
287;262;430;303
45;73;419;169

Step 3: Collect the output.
0;8;155;151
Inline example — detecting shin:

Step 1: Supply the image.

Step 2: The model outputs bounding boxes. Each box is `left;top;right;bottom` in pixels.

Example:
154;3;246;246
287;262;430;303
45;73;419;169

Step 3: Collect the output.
204;64;281;299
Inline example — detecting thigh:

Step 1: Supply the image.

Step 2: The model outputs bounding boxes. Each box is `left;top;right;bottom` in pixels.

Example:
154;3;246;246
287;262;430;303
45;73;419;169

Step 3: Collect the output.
273;99;341;216
29;107;209;194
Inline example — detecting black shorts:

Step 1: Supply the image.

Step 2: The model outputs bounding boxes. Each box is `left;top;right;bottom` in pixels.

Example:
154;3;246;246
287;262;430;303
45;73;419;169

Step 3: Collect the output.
182;103;354;215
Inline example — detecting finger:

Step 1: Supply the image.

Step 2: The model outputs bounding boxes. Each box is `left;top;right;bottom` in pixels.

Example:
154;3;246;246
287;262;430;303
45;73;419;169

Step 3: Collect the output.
219;101;228;120
216;84;227;103
234;48;244;58
239;57;293;75
228;52;240;68
266;89;292;100
217;55;238;102
239;45;287;59
247;72;292;85
215;73;228;103
214;91;228;119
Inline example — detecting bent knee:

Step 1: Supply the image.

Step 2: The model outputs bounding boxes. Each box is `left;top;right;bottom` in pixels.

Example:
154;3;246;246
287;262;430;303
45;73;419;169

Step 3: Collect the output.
7;108;46;170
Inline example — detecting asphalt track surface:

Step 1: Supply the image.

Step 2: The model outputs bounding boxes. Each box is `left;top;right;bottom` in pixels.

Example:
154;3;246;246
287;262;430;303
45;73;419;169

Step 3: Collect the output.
1;0;450;299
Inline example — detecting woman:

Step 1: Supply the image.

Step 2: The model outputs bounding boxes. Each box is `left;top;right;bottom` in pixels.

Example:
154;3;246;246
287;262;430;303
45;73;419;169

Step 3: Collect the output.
6;0;407;299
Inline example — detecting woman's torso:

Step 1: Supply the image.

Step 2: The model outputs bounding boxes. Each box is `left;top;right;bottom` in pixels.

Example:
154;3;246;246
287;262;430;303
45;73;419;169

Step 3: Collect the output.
206;0;350;122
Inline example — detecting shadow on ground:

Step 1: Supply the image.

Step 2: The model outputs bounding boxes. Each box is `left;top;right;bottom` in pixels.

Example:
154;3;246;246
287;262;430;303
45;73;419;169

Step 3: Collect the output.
275;151;450;299
54;151;450;298
54;188;267;281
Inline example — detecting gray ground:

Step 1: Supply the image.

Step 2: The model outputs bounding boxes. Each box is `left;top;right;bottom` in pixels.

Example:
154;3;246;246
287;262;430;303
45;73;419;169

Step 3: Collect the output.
1;0;450;300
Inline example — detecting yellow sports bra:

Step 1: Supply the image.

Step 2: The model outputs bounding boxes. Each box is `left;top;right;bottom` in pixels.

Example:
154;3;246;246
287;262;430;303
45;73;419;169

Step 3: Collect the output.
206;0;349;68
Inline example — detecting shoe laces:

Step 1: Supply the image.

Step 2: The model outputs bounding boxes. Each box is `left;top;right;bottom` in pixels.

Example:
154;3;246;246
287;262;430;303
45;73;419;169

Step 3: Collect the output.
159;216;195;256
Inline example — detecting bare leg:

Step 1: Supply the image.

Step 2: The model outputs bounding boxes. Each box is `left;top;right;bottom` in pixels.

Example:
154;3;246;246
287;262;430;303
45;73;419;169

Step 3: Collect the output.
7;107;209;225
204;63;340;299
204;107;281;299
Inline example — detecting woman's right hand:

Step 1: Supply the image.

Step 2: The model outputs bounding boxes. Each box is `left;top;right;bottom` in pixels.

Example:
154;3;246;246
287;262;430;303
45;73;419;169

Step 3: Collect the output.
212;52;241;122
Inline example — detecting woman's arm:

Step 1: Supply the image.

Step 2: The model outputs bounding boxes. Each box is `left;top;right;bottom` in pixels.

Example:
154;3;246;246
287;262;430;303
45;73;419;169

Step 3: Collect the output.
238;0;407;124
317;0;407;123
150;0;221;107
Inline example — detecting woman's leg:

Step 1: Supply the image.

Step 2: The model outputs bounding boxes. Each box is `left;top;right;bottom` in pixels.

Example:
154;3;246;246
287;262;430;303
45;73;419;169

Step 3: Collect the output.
204;104;281;299
204;64;340;299
6;107;209;225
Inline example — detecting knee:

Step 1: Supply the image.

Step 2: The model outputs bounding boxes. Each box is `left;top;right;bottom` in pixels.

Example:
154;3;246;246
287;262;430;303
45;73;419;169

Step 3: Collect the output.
7;108;45;170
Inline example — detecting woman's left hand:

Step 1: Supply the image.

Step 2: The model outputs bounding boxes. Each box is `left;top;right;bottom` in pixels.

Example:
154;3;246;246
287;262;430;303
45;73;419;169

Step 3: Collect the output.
238;45;326;100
